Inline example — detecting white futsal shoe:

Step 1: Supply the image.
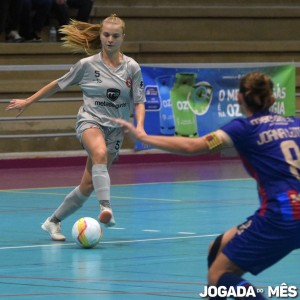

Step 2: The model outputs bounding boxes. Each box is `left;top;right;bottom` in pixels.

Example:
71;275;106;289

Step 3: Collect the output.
98;206;116;227
41;218;66;241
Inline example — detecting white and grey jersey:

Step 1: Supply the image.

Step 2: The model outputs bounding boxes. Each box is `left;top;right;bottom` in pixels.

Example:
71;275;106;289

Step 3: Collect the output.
57;52;145;127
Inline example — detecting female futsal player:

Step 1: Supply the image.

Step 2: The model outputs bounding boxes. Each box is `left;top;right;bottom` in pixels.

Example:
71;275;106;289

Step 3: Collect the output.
5;14;146;241
114;72;300;299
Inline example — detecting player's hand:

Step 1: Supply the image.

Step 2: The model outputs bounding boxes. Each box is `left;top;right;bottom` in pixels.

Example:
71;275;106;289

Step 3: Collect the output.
5;99;28;117
113;118;146;140
135;126;146;137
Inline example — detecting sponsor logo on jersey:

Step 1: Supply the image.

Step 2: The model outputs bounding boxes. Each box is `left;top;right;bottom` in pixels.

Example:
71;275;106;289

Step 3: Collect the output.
106;88;120;101
139;80;144;89
95;101;127;109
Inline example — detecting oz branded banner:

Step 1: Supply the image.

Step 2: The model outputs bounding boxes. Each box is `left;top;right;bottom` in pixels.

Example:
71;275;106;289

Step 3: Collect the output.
135;64;295;151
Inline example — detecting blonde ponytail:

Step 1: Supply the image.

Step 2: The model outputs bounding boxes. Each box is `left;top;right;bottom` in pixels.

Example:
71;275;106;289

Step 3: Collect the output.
59;14;125;55
59;19;101;55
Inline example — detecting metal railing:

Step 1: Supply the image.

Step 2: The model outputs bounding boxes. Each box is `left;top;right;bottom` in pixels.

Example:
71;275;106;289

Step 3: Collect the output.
0;96;81;139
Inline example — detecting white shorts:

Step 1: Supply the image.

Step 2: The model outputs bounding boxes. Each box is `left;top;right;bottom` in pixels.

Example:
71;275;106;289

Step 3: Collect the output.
76;121;124;155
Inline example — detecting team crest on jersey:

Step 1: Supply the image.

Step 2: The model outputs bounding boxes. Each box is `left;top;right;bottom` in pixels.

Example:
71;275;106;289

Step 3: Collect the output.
106;88;120;101
126;77;132;88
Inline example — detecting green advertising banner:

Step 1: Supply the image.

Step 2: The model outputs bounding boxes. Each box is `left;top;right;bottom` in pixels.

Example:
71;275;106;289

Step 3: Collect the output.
268;64;295;116
136;64;296;151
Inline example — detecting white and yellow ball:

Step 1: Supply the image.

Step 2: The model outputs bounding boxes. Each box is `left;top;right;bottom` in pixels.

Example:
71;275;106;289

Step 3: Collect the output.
72;217;102;248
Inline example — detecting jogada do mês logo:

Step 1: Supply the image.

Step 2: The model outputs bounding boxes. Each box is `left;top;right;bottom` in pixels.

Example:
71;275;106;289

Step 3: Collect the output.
199;283;299;298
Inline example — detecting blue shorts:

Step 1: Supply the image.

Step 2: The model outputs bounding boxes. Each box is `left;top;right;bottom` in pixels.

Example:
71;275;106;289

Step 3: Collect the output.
222;214;300;275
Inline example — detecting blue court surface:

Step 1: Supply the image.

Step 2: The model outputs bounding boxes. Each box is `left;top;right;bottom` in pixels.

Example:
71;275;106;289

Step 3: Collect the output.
0;166;299;299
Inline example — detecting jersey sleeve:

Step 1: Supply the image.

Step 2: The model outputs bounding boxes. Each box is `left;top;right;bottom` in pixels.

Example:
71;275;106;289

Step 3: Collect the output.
57;60;85;90
220;118;249;148
215;129;234;147
130;60;146;104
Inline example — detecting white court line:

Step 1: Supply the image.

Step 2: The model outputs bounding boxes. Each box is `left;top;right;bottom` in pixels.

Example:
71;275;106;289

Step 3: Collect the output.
0;234;219;251
107;227;126;230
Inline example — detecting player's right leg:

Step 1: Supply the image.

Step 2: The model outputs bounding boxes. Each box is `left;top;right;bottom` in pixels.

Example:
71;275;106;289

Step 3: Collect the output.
42;159;93;241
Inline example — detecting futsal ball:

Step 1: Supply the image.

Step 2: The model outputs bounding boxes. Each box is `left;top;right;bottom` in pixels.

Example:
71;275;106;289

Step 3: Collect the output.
72;217;103;248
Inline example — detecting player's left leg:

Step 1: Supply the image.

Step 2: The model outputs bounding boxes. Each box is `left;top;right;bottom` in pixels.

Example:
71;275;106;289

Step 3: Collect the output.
77;151;116;227
97;151;117;226
208;252;266;299
208;227;238;268
206;227;262;300
80;127;116;227
207;215;289;300
97;126;124;227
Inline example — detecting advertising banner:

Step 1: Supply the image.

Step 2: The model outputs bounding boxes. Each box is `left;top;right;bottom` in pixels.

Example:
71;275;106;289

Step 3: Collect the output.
135;64;295;151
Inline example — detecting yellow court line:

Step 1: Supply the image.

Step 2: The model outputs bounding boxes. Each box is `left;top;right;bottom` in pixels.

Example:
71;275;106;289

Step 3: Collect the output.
0;177;253;193
0;178;254;203
0;233;219;251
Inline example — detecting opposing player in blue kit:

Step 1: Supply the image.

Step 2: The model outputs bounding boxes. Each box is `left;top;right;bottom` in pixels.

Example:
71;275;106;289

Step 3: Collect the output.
5;14;146;240
114;72;300;299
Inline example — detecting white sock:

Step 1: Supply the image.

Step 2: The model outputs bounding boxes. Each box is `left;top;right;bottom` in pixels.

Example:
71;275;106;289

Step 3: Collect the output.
92;164;111;206
51;186;88;221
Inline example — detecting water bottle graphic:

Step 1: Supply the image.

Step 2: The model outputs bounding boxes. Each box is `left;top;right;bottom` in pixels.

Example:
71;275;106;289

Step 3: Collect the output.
155;75;175;135
144;85;160;110
188;81;213;115
170;73;198;137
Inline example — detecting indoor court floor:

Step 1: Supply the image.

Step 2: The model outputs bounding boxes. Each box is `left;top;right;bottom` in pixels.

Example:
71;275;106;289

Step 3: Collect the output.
0;159;299;299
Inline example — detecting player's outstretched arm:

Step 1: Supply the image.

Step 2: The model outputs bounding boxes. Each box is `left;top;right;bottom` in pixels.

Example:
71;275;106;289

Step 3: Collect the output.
114;118;211;155
5;80;61;116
